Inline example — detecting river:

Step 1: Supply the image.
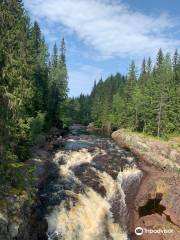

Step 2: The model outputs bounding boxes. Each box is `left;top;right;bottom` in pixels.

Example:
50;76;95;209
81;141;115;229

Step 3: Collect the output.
36;125;143;240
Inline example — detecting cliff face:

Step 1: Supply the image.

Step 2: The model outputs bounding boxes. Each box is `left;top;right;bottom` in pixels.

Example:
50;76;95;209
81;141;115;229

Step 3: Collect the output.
112;129;180;240
0;193;31;240
0;138;50;240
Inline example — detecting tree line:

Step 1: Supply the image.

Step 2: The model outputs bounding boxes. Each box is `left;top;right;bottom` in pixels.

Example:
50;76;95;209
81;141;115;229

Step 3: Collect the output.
69;49;180;137
1;0;180;195
0;0;68;194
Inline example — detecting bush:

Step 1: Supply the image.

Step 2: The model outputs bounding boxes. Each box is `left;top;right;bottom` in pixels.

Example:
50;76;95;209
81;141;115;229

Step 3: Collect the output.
30;112;46;138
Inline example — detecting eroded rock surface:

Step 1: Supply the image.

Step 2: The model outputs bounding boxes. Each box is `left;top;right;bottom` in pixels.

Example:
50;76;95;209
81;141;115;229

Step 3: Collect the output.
112;129;180;240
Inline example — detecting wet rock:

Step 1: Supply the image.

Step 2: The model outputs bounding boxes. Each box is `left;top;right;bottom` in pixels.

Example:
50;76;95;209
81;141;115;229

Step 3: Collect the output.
64;139;95;150
49;127;59;135
34;134;46;148
126;157;135;164
0;213;9;240
9;223;19;238
0;193;32;240
73;164;107;197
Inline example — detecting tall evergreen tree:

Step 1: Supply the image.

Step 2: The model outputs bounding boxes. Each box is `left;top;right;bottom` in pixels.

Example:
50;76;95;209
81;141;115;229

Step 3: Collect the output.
0;0;36;192
52;43;58;68
139;58;146;83
60;37;66;65
123;61;137;128
88;49;179;137
30;22;49;114
48;39;68;127
147;57;152;76
0;1;69;194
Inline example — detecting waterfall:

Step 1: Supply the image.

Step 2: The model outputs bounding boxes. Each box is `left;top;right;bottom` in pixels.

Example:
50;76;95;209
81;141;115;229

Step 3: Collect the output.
44;134;142;240
47;188;128;240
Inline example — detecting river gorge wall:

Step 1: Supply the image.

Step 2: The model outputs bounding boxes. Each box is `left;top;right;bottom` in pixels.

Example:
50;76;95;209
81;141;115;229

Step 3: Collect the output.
112;129;180;240
42;132;143;240
0;126;143;240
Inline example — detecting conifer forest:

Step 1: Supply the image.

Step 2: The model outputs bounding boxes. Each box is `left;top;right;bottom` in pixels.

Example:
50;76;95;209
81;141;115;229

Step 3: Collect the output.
0;1;180;240
1;0;180;199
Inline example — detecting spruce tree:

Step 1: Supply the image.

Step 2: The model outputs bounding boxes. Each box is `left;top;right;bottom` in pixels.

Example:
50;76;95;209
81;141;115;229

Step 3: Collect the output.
48;39;68;127
0;0;35;191
123;61;137;128
52;43;58;68
30;22;49;114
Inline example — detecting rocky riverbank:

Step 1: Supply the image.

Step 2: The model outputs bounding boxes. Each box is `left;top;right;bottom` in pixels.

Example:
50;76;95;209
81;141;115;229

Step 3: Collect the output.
0;128;65;240
9;124;144;240
0;125;141;240
112;129;180;240
1;126;179;240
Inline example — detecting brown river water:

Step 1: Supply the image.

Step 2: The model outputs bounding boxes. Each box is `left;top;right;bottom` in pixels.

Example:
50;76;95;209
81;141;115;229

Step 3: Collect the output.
37;125;143;240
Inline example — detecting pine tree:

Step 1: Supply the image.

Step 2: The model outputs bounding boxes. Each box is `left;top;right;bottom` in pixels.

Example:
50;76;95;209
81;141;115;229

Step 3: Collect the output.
145;51;173;136
156;48;164;71
171;49;180;133
0;1;71;195
87;49;179;137
60;38;66;65
139;58;147;87
0;0;36;192
147;57;152;76
31;21;41;55
30;22;49;114
48;39;68;127
52;43;58;68
123;61;137;128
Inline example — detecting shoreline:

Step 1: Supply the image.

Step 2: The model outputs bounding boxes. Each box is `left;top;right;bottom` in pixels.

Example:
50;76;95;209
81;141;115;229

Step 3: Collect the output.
112;129;180;240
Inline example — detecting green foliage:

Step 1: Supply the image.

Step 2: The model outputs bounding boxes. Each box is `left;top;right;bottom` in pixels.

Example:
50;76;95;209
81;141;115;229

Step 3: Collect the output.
88;49;180;137
59;95;92;127
59;99;80;128
47;40;68;127
90;74;126;129
176;167;180;174
30;112;46;138
0;1;68;196
0;0;179;198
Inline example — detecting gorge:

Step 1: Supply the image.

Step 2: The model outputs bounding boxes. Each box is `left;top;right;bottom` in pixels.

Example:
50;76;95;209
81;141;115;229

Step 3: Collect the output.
29;125;142;240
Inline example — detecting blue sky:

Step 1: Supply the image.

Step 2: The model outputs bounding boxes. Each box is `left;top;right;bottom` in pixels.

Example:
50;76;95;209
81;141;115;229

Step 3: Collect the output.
24;0;180;96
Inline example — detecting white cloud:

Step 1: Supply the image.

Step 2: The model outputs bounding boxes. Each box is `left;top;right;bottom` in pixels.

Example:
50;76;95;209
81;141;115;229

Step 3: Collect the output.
24;0;179;58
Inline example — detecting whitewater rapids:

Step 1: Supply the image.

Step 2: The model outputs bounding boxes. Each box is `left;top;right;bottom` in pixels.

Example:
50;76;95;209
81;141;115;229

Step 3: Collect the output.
42;130;142;240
